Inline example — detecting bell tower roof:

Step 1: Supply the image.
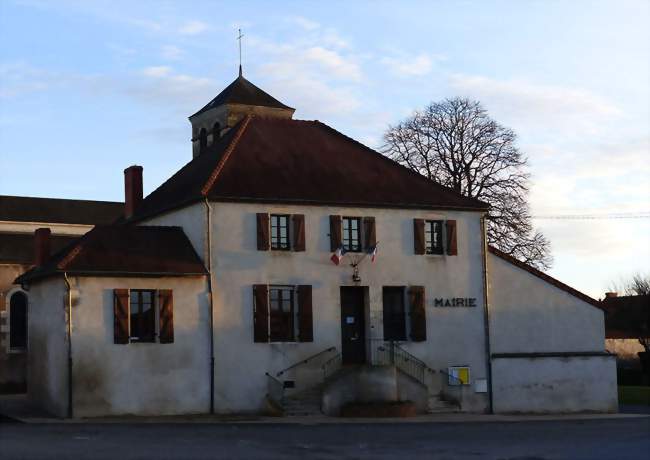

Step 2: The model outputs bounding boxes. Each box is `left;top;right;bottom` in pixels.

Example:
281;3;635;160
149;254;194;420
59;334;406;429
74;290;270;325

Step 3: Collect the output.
189;75;293;119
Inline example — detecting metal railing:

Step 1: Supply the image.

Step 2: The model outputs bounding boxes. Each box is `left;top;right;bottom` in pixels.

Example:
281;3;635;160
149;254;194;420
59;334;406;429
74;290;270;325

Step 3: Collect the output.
275;346;337;378
322;353;342;382
367;339;436;389
265;372;285;407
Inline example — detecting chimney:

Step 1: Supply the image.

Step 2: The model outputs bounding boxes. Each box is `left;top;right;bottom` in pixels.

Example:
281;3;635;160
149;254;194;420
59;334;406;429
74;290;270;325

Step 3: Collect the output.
605;292;618;298
34;228;51;266
124;165;143;219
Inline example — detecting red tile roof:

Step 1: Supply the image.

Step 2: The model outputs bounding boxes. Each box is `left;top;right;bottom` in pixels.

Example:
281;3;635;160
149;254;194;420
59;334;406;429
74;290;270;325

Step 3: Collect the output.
15;226;207;283
0;233;79;265
131;117;488;221
488;246;601;308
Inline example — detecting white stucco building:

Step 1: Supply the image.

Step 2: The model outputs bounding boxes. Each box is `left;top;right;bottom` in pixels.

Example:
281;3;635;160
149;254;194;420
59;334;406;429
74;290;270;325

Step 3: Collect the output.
16;74;617;418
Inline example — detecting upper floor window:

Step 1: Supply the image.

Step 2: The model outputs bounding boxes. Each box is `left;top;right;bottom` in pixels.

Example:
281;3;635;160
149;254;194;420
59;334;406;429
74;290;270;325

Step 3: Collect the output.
424;220;443;255
342;217;362;252
270;214;290;250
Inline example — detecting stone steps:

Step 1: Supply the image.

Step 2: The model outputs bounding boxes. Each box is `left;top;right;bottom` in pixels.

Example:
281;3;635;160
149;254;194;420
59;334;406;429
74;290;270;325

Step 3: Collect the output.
283;386;323;416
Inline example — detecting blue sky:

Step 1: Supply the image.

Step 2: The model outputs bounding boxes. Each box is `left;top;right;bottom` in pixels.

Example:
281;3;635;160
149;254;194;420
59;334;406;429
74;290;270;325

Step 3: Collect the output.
1;0;648;297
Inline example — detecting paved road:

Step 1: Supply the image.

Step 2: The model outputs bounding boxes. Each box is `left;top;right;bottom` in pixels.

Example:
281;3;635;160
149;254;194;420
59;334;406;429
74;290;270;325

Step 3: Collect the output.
1;418;649;459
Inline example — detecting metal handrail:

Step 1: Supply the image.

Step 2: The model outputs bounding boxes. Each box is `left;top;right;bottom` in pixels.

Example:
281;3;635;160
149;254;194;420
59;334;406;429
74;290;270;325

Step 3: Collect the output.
265;372;285;407
322;353;342;382
276;346;337;377
438;368;465;386
393;343;437;375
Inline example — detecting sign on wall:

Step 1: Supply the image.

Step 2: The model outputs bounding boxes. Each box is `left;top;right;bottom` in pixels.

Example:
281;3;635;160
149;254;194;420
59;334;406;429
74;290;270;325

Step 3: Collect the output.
431;298;478;307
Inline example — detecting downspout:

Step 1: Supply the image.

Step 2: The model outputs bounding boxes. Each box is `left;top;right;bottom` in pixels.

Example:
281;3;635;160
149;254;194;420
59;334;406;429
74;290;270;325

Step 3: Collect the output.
63;272;73;419
480;215;494;414
204;198;215;414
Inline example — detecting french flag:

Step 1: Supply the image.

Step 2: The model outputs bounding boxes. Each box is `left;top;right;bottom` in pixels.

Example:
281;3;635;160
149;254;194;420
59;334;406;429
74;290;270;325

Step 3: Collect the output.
368;244;378;262
330;246;346;265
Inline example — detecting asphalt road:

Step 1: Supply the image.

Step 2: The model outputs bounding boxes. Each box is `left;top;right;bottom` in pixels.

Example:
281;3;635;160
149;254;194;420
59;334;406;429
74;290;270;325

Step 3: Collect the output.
1;418;649;460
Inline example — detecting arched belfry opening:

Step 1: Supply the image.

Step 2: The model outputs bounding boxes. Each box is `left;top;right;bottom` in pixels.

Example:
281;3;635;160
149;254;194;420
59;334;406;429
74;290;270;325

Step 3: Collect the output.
199;128;208;154
189;73;295;158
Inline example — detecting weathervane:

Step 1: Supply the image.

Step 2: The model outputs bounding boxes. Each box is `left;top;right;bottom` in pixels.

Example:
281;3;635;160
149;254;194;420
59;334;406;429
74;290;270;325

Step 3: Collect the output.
237;28;244;77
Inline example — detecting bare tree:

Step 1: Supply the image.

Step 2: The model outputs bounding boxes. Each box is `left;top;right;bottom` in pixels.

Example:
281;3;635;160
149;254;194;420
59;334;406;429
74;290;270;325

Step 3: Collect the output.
383;97;552;269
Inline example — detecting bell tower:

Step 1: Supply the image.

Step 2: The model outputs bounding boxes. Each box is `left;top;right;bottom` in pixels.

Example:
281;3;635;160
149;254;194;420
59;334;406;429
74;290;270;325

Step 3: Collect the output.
188;73;294;157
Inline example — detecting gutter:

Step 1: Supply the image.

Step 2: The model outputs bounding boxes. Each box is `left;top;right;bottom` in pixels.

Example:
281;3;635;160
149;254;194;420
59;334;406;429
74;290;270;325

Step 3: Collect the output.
63;272;73;418
204;198;215;414
480;215;494;414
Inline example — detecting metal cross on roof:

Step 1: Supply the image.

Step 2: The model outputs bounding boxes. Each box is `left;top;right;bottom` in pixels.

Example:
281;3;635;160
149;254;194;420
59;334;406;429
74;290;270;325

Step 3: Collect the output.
237;28;244;77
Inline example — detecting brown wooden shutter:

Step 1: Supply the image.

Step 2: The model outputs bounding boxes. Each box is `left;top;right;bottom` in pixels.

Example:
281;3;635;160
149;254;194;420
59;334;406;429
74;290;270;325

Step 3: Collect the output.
363;216;376;250
297;285;313;342
253;284;269;342
413;219;425;255
292;214;305;252
256;213;270;251
113;289;129;344
158;289;174;344
409;286;426;342
329;215;342;251
446;220;458;256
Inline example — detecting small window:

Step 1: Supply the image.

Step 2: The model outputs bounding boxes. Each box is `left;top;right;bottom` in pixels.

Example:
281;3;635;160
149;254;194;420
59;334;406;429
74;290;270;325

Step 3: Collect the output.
342;217;362;252
383;287;406;341
9;291;28;350
129;290;155;342
425;220;444;255
269;286;295;342
270;214;290;250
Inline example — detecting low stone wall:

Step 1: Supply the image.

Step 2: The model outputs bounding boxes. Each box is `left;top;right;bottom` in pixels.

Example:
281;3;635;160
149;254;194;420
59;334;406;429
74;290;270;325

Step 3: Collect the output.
491;353;618;413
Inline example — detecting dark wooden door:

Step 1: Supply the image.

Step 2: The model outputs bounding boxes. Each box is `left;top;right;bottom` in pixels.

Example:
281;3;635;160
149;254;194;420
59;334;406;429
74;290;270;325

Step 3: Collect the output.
340;287;366;364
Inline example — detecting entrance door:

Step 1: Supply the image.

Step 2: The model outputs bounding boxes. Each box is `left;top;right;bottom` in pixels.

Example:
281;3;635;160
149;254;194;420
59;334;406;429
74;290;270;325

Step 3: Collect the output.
340;287;366;364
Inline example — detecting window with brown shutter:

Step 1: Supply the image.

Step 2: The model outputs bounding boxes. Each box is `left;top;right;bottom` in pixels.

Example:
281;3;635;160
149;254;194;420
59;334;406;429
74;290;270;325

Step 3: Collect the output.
256;213;270;251
297;285;313;342
158;290;174;344
446;220;458;256
329;215;342;251
292;214;305;252
253;284;269;342
383;287;406;341
409;286;426;342
113;289;129;344
363;216;376;250
413;219;425;255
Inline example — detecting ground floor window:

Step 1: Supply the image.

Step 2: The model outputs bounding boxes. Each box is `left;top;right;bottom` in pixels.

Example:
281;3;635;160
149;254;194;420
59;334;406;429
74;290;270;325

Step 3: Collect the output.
383;287;406;341
129;290;156;342
269;286;295;342
9;291;27;350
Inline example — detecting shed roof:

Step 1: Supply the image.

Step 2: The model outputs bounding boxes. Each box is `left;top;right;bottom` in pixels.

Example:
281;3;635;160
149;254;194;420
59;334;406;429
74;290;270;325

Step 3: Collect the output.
16;226;207;283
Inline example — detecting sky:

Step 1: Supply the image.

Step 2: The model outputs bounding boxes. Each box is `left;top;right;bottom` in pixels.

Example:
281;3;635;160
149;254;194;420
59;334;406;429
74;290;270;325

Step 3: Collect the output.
1;0;648;298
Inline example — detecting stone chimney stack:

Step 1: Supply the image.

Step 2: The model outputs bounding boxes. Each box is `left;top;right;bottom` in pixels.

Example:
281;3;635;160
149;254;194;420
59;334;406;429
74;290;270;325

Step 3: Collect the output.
34;228;51;266
605;292;618;298
124;165;143;219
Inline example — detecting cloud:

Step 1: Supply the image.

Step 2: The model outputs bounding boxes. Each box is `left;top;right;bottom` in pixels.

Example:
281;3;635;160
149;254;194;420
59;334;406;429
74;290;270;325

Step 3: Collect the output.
303;46;362;81
142;66;173;77
448;74;621;137
178;20;208;35
161;45;184;60
286;16;320;31
380;53;445;77
0;62;56;98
